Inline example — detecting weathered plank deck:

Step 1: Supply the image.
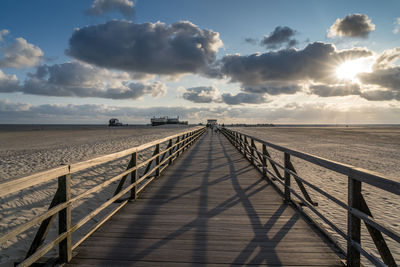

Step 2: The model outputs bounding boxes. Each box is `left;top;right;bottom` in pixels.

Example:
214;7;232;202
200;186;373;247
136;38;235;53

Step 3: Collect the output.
67;130;343;266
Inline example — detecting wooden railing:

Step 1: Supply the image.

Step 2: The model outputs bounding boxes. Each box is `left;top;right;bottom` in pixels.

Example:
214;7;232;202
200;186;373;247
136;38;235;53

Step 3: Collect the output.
0;127;206;266
221;127;400;267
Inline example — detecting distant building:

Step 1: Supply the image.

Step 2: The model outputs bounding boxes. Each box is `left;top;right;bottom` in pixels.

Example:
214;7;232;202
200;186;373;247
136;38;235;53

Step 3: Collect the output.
207;119;217;126
109;118;123;126
151;116;188;126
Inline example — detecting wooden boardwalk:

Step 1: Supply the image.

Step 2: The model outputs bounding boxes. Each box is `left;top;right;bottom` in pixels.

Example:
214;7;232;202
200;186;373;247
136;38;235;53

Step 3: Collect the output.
68;130;343;266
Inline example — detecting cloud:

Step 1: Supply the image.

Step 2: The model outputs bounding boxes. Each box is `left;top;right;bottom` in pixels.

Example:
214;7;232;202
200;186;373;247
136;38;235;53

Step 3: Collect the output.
0;35;43;68
218;42;372;86
1;61;166;100
261;26;298;49
328;14;375;38
67;20;223;76
0;70;19;92
357;47;400;100
360;90;400;101
359;68;400;92
242;83;302;95
182;86;221;103
0;29;9;41
394;18;400;34
86;0;135;18
221;92;268;105
1;100;399;124
309;83;361;97
244;38;257;45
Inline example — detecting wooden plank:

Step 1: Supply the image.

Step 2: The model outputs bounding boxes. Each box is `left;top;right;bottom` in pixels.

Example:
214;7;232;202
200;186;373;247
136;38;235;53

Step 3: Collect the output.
69;132;343;266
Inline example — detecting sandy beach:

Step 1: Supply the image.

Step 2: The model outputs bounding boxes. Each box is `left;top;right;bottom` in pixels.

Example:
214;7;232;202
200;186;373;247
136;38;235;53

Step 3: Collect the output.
0;125;195;266
231;126;400;263
0;125;399;265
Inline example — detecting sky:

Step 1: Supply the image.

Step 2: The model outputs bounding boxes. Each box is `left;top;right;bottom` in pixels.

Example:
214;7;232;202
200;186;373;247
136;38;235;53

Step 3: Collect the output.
0;0;399;124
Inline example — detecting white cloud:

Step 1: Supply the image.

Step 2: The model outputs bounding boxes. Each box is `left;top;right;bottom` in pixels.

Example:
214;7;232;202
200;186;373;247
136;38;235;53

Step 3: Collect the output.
393;18;400;34
0;29;10;41
0;61;167;100
0;34;43;68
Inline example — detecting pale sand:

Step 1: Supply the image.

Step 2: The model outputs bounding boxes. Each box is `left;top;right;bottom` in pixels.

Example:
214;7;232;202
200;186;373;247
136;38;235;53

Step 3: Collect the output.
0;125;195;266
0;126;399;265
231;126;400;264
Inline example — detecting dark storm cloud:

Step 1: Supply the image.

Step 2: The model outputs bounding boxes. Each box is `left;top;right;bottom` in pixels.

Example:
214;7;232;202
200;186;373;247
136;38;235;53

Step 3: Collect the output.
221;92;268;105
328;14;375;38
309;84;361;97
86;0;135;18
261;26;298;49
67;20;223;75
182;86;221;103
1;62;166;100
218;42;372;86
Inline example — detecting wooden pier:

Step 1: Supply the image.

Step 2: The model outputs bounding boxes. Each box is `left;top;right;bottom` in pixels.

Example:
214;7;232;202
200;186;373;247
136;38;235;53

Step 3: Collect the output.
1;126;399;266
67;130;343;266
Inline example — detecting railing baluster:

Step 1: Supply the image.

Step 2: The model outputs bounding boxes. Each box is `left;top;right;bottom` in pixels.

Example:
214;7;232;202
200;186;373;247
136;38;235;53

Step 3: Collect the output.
284;153;291;203
262;144;267;178
130;152;138;200
250;139;255;165
155;144;160;177
347;172;362;267
58;173;72;263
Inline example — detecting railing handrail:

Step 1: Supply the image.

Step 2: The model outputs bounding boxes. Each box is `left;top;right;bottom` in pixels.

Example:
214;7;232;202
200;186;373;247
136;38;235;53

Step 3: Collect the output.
0;126;204;198
226;128;400;196
0;126;206;266
221;127;399;267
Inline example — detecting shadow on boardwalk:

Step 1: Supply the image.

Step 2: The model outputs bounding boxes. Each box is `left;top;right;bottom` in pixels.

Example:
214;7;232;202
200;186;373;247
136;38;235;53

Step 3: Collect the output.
68;130;342;266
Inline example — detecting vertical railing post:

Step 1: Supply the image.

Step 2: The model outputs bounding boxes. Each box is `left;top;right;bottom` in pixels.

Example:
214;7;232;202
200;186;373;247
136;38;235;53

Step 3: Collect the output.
347;172;361;267
284;153;291;203
250;139;255;165
177;135;184;157
58;173;72;263
262;144;267;178
155;144;160;177
130;152;138;200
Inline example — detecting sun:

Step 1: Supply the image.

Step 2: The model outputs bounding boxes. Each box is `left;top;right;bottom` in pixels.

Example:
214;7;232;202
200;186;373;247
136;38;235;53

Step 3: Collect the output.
336;58;372;83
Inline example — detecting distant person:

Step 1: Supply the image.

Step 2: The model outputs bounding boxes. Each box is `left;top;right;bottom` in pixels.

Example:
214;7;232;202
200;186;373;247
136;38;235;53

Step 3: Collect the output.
213;124;219;134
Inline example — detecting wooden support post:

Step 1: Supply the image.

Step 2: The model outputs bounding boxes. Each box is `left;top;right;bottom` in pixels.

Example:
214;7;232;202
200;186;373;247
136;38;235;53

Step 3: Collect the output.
113;153;137;197
160;140;172;163
130;152;138;200
360;196;396;266
262;144;267;178
347;173;361;267
287;161;317;206
58;173;72;263
25;189;61;258
155;144;160;177
284;153;291;203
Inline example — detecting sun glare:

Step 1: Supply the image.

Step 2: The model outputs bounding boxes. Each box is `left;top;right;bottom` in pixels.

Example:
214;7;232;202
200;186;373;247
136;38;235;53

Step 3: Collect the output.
335;58;372;83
